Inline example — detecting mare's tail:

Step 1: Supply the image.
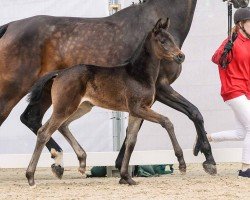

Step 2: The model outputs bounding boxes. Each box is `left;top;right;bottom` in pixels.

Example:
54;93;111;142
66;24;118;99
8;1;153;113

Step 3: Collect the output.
28;71;59;105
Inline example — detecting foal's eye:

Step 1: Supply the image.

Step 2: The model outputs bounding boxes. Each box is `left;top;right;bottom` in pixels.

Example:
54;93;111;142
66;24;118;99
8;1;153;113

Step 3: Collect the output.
160;40;165;44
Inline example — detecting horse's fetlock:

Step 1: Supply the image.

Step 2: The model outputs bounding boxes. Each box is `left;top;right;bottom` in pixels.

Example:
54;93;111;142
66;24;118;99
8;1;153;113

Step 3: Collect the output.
175;149;183;158
120;171;129;179
26;170;34;180
77;153;86;161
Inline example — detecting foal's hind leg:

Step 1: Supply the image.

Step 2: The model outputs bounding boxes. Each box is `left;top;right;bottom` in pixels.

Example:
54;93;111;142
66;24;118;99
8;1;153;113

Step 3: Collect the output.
26;104;82;186
119;115;142;185
21;89;64;179
130;107;186;174
58;102;94;175
26;119;62;187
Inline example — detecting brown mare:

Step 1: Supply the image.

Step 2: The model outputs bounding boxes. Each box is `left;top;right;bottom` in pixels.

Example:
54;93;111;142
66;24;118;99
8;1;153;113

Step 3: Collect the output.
26;19;185;186
0;0;248;177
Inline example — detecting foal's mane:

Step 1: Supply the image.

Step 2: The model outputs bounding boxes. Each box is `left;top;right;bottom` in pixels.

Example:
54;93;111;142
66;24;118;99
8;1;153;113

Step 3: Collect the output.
124;32;151;67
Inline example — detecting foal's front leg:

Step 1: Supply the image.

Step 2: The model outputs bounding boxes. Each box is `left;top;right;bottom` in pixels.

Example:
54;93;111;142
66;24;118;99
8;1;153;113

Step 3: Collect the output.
119;115;142;185
128;107;186;173
156;83;216;175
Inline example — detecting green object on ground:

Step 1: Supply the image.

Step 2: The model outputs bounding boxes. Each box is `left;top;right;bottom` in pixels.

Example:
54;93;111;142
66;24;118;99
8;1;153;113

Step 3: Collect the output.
90;166;107;177
136;164;174;177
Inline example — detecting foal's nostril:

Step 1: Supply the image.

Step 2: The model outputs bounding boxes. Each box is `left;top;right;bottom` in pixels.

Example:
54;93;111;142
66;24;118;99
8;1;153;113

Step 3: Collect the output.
176;53;185;63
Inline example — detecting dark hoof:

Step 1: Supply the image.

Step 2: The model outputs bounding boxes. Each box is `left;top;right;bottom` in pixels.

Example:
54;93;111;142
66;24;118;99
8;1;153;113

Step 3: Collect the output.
126;178;137;185
119;178;128;184
26;172;36;187
203;162;217;175
179;164;187;175
119;177;137;185
51;164;64;179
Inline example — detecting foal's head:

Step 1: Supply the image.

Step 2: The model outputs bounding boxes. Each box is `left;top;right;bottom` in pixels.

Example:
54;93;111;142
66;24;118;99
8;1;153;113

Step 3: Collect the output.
149;18;185;64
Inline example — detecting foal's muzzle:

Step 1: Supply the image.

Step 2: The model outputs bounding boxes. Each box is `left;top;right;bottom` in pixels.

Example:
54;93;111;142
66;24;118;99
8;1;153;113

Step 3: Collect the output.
174;53;185;64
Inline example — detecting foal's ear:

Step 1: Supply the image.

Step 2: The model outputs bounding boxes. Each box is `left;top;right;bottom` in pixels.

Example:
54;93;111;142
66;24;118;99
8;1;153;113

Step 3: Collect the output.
162;18;170;30
152;18;163;35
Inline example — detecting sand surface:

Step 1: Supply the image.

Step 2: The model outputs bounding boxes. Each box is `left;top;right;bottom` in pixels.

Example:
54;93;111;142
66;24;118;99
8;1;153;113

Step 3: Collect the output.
0;163;249;200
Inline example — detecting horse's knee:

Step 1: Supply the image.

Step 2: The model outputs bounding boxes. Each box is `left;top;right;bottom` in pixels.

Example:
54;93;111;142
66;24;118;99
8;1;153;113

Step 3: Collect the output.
161;119;174;132
58;124;68;133
77;152;87;162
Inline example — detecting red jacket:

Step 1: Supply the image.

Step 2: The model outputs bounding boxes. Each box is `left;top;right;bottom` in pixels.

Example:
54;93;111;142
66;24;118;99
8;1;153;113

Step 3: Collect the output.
212;32;250;101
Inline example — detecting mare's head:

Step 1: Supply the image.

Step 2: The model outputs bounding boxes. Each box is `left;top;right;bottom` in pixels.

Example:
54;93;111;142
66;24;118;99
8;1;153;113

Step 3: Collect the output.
228;0;249;8
149;18;185;64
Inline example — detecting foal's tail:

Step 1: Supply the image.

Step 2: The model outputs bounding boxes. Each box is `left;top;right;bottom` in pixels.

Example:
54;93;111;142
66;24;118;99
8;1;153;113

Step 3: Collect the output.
28;71;59;105
0;24;9;39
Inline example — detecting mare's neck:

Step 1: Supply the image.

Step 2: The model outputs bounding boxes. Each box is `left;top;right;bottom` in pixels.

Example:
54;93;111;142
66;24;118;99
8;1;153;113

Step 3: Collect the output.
148;0;197;47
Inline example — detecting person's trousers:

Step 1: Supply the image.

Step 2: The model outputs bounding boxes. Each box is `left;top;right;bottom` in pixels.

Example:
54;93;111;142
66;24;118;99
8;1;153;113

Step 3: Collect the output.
211;95;250;164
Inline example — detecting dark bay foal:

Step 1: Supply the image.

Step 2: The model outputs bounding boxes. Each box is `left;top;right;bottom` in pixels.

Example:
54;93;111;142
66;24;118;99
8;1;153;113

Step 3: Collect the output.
26;19;185;186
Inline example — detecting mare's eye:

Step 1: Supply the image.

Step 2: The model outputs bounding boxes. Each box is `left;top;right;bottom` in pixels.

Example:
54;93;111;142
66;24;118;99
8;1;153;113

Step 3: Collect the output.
160;40;165;44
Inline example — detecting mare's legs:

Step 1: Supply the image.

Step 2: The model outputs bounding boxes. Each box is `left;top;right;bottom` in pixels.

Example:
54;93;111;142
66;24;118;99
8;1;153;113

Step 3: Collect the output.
156;84;216;174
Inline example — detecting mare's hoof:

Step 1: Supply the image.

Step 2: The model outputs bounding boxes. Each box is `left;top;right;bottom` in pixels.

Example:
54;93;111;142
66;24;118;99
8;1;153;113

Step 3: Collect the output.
203;162;217;175
51;164;64;179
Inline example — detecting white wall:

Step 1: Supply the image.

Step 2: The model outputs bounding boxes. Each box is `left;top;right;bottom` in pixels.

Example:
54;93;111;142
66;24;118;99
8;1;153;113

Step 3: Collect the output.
0;0;113;154
0;0;242;155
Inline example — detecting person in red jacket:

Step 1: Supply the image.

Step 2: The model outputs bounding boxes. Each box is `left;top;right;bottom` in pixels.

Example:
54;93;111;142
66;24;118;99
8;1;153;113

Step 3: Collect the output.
208;7;250;178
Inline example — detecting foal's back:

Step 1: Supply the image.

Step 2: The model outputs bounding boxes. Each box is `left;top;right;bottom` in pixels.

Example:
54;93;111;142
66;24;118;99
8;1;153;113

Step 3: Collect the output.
51;64;142;112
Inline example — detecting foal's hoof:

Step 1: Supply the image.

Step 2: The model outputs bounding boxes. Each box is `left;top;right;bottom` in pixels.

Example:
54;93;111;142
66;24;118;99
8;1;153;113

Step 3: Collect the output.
51;164;64;179
119;177;137;185
78;167;86;175
179;165;187;175
29;184;37;189
203;162;217;175
119;178;128;185
126;178;137;185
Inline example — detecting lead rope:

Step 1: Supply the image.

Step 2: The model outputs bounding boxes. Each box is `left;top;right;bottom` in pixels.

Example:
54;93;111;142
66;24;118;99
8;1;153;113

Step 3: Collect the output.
219;0;238;69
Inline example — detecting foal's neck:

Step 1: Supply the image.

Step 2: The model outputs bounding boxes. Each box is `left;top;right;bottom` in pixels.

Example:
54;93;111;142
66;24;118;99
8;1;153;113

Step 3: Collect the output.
127;35;160;85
